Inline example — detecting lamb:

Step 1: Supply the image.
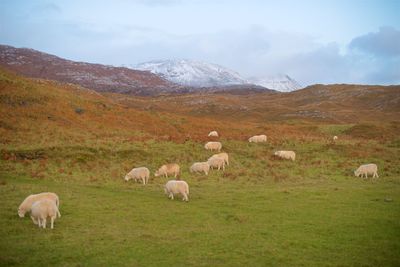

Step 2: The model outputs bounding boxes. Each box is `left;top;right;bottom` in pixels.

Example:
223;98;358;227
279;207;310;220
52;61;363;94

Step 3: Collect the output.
18;192;61;224
164;180;189;202
333;136;338;141
204;141;222;152
208;131;219;137
155;163;180;178
209;152;229;166
274;150;296;161
248;135;267;143
190;162;210;175
30;199;60;229
124;167;150;185
207;156;225;171
354;163;379;179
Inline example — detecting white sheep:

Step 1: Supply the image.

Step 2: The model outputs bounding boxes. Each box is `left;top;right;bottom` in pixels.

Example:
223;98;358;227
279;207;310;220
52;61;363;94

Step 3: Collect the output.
274;150;296;161
354;163;379;179
333;136;338;142
30;199;60;229
190;162;210;175
207;156;225;171
18;192;61;224
155;163;180;178
248;135;267;143
208;131;219;137
164;180;189;202
209;152;229;166
204;141;222;152
124;167;150;185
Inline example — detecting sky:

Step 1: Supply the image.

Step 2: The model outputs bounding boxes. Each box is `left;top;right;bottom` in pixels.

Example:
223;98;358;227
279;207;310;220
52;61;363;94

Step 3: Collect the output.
0;0;399;85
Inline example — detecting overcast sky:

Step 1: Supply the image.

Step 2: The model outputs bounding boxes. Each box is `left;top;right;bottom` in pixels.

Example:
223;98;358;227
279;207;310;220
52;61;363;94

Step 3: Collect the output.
1;0;399;85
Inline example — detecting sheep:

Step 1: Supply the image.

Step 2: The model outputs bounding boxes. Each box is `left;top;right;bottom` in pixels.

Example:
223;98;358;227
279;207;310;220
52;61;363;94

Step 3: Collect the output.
354;163;379;179
155;163;180;178
248;135;267;143
164;180;189;202
30;199;60;229
209;152;229;166
207;156;225;171
190;162;210;175
274;150;296;161
204;141;222;152
124;167;150;185
208;131;219;137
18;192;61;224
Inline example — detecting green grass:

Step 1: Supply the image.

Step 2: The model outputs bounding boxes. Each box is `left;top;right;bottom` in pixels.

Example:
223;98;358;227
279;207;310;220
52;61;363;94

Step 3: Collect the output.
1;136;400;266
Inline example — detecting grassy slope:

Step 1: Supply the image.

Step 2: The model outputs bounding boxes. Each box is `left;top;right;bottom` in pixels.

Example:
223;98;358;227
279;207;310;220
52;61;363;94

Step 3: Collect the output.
0;69;400;266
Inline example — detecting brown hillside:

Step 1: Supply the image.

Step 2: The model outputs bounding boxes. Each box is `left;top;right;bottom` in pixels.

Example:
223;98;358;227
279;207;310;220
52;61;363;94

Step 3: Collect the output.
107;84;400;123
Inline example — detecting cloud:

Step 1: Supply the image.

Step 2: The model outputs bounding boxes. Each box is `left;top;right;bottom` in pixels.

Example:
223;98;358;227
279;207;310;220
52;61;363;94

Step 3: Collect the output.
349;26;400;58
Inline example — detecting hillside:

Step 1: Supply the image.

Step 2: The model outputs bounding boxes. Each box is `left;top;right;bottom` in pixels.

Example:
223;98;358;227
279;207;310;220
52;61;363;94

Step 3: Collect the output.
0;45;180;96
0;67;263;146
107;84;400;123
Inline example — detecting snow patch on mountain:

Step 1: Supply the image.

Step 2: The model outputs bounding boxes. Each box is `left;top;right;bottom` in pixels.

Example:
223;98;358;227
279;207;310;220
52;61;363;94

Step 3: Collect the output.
133;59;247;87
248;74;303;92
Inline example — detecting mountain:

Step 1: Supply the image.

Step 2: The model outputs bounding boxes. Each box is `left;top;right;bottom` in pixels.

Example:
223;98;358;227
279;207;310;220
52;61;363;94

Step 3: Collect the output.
0;45;179;95
248;74;303;92
134;59;248;87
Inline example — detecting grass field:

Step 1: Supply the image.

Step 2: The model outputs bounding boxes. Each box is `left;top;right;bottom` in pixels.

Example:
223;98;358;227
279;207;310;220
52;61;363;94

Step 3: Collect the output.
1;69;400;266
1;136;400;267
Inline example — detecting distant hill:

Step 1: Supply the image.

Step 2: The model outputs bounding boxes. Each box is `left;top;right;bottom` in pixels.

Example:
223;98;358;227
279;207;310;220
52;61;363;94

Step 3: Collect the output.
0;45;180;95
134;59;303;92
108;83;400;123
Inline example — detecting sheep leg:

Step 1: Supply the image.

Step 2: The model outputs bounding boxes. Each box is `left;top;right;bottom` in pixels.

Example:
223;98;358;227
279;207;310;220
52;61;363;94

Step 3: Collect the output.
182;193;188;202
31;215;38;225
57;209;61;218
51;216;54;229
169;193;174;200
42;218;47;229
375;172;379;178
37;218;42;228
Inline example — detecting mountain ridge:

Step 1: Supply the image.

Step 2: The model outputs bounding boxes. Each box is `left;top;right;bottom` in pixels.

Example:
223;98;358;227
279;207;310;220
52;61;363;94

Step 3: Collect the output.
0;44;181;96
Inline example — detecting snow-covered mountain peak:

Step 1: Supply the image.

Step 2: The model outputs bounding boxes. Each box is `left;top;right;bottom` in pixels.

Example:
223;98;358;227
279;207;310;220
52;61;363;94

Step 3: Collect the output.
133;59;248;87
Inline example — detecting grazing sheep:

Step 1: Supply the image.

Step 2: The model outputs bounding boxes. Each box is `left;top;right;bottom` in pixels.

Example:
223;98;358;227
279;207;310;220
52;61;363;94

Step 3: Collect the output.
204;141;222;152
354;163;379;179
124;167;150;185
333;136;338;142
190;162;210;175
164;180;189;202
207;156;225;171
248;135;267;143
30;199;60;229
274;150;296;161
18;192;61;224
208;131;219;137
209;152;229;166
155;163;180;178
